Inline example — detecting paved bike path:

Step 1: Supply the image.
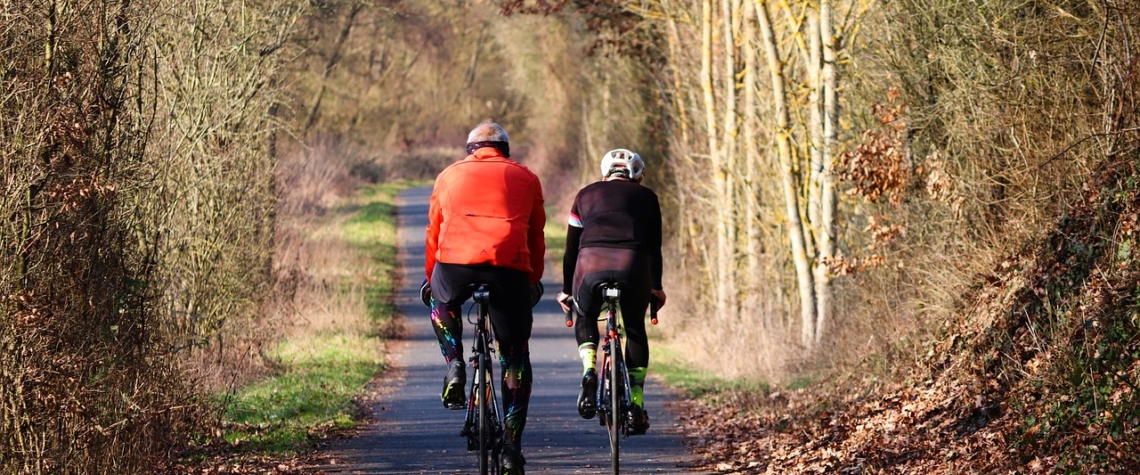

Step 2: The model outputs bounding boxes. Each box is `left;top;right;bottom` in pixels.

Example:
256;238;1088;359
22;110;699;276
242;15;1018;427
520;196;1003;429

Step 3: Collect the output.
317;186;703;474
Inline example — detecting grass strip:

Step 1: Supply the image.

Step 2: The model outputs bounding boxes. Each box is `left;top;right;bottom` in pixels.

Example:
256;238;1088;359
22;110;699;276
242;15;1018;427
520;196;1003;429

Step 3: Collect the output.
651;345;770;401
543;204;568;278
220;180;422;453
341;181;426;325
221;334;379;452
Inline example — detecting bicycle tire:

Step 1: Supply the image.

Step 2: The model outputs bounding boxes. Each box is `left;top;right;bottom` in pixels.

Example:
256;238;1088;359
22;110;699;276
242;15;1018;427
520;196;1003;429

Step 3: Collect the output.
478;349;490;475
609;334;621;475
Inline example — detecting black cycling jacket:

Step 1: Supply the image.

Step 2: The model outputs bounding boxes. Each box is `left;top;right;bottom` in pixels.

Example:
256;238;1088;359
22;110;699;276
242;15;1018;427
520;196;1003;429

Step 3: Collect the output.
561;179;663;294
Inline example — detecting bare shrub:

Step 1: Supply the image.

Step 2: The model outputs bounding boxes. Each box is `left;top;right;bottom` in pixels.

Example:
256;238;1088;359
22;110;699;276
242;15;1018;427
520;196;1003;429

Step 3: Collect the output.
377;146;462;181
140;0;303;397
2;0;301;471
818;0;1140;376
277;136;368;217
1;1;198;472
271;136;384;340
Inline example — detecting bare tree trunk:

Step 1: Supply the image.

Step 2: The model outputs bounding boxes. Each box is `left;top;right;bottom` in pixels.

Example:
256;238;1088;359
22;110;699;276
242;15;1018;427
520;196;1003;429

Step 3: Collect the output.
807;12;823;251
742;0;761;293
702;0;718;160
461;23;488;117
719;0;739;317
303;2;363;136
814;0;839;344
351;17;390;132
754;0;816;348
701;0;732;314
664;7;691;145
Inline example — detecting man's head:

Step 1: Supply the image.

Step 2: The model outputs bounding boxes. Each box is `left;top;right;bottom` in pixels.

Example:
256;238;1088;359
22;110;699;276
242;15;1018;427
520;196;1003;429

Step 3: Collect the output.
466;122;510;157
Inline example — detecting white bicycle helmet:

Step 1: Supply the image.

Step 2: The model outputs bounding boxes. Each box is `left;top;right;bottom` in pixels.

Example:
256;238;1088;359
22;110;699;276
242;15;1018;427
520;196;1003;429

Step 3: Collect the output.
599;149;645;180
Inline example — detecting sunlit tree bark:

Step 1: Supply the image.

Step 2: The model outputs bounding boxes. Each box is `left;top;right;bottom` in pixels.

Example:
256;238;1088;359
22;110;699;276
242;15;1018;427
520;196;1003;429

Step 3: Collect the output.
742;0;762;290
753;0;817;347
814;0;839;344
720;0;740;318
701;0;734;315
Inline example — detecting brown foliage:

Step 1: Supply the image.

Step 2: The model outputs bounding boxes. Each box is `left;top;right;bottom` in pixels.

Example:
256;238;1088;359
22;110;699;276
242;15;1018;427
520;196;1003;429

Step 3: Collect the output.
2;0;298;472
676;155;1140;474
1;1;195;471
838;93;912;207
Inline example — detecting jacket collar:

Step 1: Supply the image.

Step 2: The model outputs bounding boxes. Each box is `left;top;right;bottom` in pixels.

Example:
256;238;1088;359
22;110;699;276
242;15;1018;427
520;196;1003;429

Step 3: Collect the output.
467;147;509;161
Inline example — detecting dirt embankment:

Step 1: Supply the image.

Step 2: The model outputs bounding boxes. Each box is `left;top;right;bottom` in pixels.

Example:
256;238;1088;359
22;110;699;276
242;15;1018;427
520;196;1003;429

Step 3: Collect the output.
677;158;1140;474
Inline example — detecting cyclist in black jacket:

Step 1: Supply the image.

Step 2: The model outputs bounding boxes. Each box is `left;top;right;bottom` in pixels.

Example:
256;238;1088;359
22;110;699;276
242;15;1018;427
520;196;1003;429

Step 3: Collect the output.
556;148;667;435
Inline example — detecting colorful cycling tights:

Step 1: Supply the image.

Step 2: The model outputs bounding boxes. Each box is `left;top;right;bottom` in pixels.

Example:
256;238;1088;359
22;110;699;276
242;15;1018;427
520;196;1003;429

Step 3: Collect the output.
431;302;532;446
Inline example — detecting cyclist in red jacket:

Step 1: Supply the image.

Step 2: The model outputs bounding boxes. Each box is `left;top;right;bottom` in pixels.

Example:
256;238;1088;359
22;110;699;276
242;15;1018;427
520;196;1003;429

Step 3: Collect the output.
556;148;667;435
421;122;545;475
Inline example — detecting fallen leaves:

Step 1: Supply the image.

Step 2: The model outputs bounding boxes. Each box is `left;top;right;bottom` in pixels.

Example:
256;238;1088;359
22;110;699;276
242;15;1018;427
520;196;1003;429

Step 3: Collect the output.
672;158;1140;474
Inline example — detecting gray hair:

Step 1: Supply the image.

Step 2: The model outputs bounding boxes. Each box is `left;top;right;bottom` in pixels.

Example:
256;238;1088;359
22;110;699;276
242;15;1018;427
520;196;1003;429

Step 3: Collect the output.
467;122;509;143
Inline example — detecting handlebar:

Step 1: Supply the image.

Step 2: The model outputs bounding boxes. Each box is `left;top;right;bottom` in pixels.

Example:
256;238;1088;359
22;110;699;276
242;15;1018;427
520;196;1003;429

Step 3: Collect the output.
562;295;660;327
562;296;575;327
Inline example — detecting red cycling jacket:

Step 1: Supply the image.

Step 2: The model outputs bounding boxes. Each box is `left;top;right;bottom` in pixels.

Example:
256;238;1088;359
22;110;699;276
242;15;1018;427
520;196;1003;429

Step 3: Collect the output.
425;147;546;284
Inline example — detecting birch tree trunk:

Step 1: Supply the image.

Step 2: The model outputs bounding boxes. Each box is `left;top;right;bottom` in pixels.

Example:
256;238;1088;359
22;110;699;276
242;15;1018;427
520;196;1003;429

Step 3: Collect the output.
701;0;732;315
754;0;817;348
742;0;761;292
719;0;739;317
814;0;839;344
807;12;824;251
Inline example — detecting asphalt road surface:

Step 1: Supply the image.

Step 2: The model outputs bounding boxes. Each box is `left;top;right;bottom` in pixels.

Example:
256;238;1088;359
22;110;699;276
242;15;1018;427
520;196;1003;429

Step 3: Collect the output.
318;186;704;475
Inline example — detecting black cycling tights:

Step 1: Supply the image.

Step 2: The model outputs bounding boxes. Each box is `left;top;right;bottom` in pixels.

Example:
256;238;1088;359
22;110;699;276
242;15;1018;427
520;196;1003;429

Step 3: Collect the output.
571;247;651;370
430;263;533;446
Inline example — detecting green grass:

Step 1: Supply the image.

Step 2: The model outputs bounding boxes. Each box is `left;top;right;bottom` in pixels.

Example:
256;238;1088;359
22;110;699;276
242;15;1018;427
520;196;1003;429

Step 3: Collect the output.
651;345;770;400
219;180;426;454
543;204;568;278
221;334;379;452
544;204;567;254
339;180;429;323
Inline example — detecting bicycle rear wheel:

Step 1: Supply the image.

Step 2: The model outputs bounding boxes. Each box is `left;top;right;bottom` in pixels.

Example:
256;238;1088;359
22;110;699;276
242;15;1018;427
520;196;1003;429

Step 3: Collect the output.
477;351;490;475
608;335;621;474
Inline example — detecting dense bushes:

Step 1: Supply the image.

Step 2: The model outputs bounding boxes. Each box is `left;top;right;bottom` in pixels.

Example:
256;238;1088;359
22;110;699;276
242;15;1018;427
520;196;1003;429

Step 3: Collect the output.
1;0;297;472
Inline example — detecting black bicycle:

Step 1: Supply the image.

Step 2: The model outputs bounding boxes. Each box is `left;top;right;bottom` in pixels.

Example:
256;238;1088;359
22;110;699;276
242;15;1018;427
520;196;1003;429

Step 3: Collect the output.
564;284;659;475
460;284;504;475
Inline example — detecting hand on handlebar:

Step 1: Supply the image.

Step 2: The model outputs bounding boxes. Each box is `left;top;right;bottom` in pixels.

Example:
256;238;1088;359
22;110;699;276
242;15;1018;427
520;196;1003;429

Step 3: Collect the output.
556;292;573;313
650;288;667;309
557;292;574;327
530;281;544;307
650;288;666;325
420;279;433;308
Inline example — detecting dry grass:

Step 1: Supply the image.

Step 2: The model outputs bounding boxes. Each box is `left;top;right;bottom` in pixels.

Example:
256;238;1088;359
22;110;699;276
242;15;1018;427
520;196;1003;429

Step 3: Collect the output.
271;137;394;338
